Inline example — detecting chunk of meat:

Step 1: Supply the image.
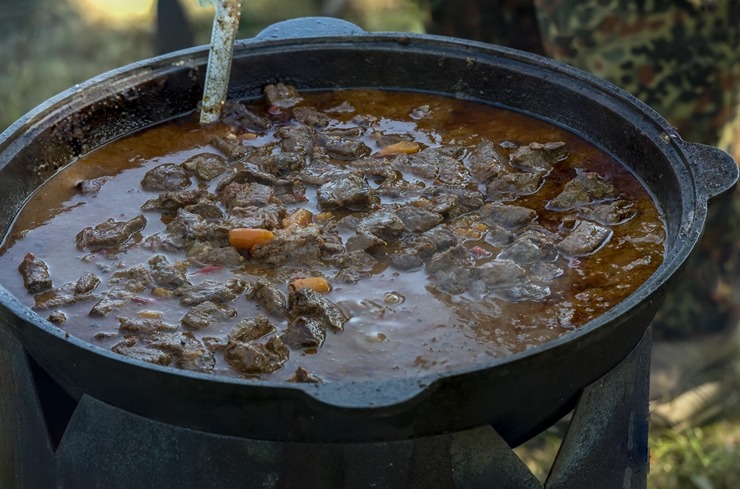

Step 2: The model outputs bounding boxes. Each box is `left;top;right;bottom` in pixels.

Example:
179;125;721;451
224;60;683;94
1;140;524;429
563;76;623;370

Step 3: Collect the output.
150;332;216;373
510;141;567;174
18;253;52;293
76;215;147;252
390;250;424;271
177;278;247;305
31;271;101;311
148;255;190;290
479;203;536;229
141;190;205;212
396;206;444;234
333;250;377;283
89;266;152;317
477;259;528;287
422;187;485;219
141;163;191;191
228;316;276;342
187;242;244;267
288;366;322;383
498;229;558;265
557;220;613;256
264;82;303;109
288;288;348;332
262;152;306;176
210;135;251;161
184;201;224;219
316;133;371;160
221;181;277;209
495;283;551;302
221;101;272;131
547;171;619;211
486;172;543;199
182;153;227;181
74;272;101;294
47;311;67;324
468;140;507;183
249;226;326;267
342;210;404;251
225;340;287;374
246;280;287;318
181;300;238;330
276;125;314;157
345;231;386;253
412;225;459;257
112;338;173;366
166;209;223;247
227;205;286;230
427;243;472;274
118;317;178;335
280;316;326;349
577;200;637;225
76;176;110;195
316;173;377;211
395;147;467;183
293;107;330;129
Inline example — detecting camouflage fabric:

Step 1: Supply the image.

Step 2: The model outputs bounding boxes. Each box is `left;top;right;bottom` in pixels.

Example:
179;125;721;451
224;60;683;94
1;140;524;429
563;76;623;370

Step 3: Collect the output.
425;0;740;340
532;0;739;150
531;0;740;340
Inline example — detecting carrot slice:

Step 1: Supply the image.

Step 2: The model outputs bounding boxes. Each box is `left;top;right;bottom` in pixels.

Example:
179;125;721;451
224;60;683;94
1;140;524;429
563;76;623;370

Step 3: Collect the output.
282;208;314;228
290;276;331;294
376;140;420;156
228;228;275;250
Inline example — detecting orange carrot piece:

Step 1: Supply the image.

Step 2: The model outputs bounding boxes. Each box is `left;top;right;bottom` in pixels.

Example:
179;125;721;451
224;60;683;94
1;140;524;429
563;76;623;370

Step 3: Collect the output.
228;228;275;250
376;140;420;156
282;208;314;228
290;276;331;294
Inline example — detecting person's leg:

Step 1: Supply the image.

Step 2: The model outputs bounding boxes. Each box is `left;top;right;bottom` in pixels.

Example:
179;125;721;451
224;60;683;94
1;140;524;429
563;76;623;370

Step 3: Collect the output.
532;0;739;151
532;0;740;425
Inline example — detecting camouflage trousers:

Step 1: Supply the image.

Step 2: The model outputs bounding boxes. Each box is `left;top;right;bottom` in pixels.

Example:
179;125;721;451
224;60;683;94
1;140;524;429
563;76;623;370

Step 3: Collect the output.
427;0;740;339
532;0;740;340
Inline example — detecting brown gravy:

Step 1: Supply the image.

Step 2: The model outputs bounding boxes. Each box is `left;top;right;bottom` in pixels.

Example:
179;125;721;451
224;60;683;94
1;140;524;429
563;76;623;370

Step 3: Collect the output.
0;88;665;382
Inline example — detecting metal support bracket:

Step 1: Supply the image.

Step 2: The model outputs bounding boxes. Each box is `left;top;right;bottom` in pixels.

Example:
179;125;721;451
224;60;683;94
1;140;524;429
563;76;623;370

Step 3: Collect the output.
0;325;651;488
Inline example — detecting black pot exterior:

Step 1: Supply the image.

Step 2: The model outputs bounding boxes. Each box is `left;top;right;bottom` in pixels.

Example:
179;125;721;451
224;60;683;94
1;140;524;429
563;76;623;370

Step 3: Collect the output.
0;18;737;444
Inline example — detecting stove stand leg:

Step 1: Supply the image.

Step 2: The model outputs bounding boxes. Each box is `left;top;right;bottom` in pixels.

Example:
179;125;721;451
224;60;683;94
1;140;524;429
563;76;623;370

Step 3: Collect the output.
0;326;57;488
0;319;651;489
545;325;652;489
449;425;542;489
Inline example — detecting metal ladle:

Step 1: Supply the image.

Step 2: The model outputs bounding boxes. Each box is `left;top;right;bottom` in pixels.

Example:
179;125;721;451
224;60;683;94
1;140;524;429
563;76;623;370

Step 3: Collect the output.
199;0;241;124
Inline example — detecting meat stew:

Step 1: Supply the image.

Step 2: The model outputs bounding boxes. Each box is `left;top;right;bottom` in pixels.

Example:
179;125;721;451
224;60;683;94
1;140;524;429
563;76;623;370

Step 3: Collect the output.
0;86;666;382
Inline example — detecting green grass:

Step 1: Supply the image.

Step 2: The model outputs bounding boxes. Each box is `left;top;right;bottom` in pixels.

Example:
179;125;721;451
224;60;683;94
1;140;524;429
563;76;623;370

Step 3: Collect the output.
0;0;426;132
512;420;740;488
513;361;740;488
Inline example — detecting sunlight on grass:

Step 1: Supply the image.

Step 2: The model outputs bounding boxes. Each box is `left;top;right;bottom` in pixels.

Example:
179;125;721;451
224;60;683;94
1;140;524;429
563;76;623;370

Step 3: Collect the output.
70;0;157;26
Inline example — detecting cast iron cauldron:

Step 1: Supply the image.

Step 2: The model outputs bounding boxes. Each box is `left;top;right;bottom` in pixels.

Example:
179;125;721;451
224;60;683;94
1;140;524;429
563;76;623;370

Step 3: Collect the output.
0;18;737;446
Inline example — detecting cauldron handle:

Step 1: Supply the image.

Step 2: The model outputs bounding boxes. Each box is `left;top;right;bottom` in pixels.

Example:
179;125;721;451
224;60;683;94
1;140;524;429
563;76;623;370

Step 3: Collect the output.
680;142;738;203
253;17;366;41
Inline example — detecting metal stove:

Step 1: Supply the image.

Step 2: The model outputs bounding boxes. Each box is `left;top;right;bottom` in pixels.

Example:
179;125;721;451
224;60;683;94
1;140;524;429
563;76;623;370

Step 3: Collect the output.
1;323;650;489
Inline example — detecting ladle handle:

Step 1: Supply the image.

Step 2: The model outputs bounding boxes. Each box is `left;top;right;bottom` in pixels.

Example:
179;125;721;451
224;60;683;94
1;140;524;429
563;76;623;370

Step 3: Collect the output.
254;17;365;41
681;142;739;203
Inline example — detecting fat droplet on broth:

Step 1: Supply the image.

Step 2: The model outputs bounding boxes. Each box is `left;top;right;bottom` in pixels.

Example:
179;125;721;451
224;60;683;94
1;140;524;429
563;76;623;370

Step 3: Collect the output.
384;291;405;304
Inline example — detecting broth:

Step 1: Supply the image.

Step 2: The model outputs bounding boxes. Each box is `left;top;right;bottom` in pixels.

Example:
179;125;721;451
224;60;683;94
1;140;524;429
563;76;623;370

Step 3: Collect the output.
0;87;665;382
